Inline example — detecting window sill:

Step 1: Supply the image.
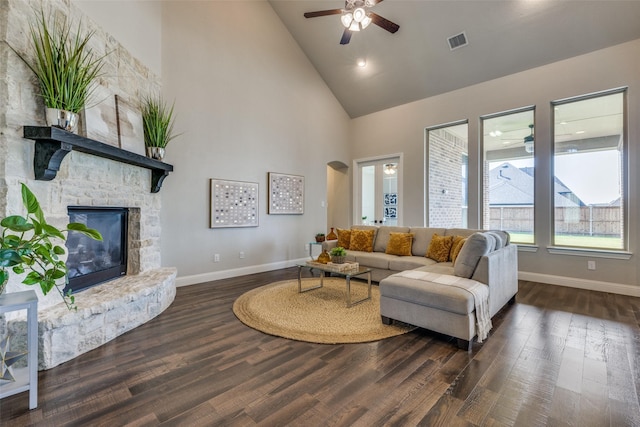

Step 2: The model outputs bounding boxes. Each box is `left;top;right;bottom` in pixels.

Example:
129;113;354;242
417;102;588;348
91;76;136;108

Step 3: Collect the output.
516;244;538;253
547;246;632;260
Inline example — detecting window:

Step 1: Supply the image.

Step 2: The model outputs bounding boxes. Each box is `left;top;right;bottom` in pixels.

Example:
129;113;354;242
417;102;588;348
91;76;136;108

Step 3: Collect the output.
427;122;468;228
552;89;626;250
482;108;535;244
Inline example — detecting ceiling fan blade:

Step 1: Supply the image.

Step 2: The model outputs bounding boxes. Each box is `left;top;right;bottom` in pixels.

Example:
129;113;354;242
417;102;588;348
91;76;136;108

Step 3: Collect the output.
340;29;353;45
370;12;400;33
368;0;384;5
304;9;343;19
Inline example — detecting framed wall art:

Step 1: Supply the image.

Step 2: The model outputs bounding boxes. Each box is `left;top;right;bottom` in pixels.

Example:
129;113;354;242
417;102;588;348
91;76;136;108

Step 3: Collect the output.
210;179;259;228
115;95;145;156
268;172;304;215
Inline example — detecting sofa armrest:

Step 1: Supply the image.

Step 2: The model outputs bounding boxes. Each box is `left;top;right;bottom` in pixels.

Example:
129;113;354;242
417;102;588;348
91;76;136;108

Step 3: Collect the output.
322;240;338;252
472;244;518;317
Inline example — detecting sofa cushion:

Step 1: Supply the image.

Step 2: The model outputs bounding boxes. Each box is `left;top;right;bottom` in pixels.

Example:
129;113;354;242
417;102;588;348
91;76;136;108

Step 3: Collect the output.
336;228;351;249
426;234;454;262
374;226;411;252
415;263;455;276
385;232;414;256
454;232;493;278
353;251;391;269
350;229;376;252
389;256;436;271
410;227;446;256
486;230;510;249
444;228;480;238
380;274;474;315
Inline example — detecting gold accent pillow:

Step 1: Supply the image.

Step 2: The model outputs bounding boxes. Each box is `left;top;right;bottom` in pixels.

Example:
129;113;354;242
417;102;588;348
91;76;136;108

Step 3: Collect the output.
450;237;467;265
349;229;376;252
385;233;414;256
449;236;465;262
426;234;455;262
336;228;351;249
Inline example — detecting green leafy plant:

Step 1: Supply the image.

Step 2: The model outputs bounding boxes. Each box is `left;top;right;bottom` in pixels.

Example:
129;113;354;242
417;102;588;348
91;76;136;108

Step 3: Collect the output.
141;94;181;148
330;246;347;257
0;184;102;310
315;233;325;237
25;9;107;113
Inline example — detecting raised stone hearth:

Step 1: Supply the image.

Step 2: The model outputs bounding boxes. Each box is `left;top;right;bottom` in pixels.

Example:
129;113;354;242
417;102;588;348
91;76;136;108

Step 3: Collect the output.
9;268;177;370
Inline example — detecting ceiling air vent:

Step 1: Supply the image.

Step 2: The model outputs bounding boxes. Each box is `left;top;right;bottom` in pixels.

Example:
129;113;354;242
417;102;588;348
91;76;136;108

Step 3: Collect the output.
447;32;468;50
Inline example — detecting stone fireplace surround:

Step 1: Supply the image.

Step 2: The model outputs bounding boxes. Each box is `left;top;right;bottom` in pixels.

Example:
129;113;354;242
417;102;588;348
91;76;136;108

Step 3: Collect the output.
0;0;176;369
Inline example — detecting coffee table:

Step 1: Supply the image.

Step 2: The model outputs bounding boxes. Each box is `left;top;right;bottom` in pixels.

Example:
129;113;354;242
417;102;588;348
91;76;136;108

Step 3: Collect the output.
296;262;372;307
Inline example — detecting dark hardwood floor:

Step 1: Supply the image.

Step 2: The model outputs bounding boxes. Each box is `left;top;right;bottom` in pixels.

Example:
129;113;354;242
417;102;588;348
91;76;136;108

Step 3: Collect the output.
1;268;639;426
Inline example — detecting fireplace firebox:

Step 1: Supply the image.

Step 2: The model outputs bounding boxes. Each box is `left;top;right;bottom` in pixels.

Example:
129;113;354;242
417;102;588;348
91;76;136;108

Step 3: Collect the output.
65;207;128;293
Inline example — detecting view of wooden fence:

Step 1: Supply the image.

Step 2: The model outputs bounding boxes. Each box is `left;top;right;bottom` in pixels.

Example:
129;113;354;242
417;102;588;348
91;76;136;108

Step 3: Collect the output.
489;206;622;236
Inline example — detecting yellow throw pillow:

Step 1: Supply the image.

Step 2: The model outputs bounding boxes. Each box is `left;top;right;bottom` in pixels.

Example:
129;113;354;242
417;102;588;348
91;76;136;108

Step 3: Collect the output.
426;234;455;262
349;229;376;252
385;232;414;256
451;237;467;265
449;236;465;262
336;228;351;249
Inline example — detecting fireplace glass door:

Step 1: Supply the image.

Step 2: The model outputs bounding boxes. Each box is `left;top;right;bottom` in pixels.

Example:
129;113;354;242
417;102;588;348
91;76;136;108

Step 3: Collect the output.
65;207;128;293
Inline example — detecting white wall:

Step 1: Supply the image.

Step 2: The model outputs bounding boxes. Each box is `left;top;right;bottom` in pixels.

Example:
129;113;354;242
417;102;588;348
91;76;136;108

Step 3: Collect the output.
160;1;351;284
350;39;640;292
73;0;162;77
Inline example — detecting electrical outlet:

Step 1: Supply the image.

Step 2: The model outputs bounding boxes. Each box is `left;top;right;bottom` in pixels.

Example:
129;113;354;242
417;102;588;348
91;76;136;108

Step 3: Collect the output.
214;254;220;262
587;260;596;270
239;251;245;259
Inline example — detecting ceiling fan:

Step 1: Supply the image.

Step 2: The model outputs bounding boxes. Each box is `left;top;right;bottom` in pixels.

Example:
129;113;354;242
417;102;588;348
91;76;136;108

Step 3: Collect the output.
304;0;400;45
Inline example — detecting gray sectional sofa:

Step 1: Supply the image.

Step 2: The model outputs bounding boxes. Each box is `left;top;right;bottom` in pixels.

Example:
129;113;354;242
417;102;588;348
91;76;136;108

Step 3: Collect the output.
322;225;518;349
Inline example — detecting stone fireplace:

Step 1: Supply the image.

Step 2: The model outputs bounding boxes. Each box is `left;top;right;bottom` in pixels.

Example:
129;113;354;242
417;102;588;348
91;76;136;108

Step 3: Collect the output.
0;0;176;369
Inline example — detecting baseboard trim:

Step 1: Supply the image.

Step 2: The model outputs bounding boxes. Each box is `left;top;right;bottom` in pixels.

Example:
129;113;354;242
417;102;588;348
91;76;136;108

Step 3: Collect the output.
175;258;308;287
177;263;640;297
519;271;640;297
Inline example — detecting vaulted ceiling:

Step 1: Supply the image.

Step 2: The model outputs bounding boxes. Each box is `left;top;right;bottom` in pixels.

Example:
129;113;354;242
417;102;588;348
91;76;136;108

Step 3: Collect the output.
269;1;640;118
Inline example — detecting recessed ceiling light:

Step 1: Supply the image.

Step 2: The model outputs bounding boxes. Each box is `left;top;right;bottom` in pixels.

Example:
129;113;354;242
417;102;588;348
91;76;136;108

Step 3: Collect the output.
357;59;367;67
576;130;585;134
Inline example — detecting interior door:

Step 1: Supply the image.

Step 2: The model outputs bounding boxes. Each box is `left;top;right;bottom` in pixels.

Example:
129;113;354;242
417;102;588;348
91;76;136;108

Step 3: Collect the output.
355;156;401;226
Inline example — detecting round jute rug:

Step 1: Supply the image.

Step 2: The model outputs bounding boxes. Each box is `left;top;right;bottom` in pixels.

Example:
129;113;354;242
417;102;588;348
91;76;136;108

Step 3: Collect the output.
232;278;415;344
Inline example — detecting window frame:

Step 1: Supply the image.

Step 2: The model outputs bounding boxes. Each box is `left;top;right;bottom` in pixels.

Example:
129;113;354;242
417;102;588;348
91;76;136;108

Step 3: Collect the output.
549;87;629;255
480;106;536;246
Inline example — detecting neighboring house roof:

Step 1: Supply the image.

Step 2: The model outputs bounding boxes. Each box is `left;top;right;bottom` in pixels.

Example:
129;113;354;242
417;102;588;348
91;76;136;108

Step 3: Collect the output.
489;162;585;207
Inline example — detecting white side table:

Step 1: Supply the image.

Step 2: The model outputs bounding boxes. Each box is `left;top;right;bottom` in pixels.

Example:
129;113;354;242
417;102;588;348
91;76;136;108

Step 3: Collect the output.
0;290;38;409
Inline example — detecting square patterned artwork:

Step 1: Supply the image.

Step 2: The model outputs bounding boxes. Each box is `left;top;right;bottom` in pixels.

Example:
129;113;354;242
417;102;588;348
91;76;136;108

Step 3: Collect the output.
210;179;259;228
268;172;304;214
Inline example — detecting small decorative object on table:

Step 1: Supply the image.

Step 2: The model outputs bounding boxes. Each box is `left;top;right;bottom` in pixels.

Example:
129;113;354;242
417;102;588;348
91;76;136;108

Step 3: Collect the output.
315;233;325;242
326;227;337;240
330;246;347;264
316;249;331;264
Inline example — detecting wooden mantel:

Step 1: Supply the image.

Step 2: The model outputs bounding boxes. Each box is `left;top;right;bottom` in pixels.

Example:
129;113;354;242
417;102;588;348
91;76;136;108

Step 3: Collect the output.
23;126;174;193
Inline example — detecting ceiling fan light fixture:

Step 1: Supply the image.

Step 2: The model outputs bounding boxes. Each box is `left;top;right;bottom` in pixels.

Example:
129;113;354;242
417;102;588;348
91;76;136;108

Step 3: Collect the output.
349;21;361;31
353;7;367;23
341;12;353;28
523;124;534;154
361;14;372;29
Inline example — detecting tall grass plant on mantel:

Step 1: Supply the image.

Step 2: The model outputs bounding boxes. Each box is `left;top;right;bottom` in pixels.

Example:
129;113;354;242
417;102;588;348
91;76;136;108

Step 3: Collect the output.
24;9;107;131
141;94;181;161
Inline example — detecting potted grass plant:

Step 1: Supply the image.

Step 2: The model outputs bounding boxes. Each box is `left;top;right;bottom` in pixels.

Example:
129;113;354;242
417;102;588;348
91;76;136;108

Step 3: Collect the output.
0;184;102;310
141;94;181;161
25;9;107;132
330;246;347;264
